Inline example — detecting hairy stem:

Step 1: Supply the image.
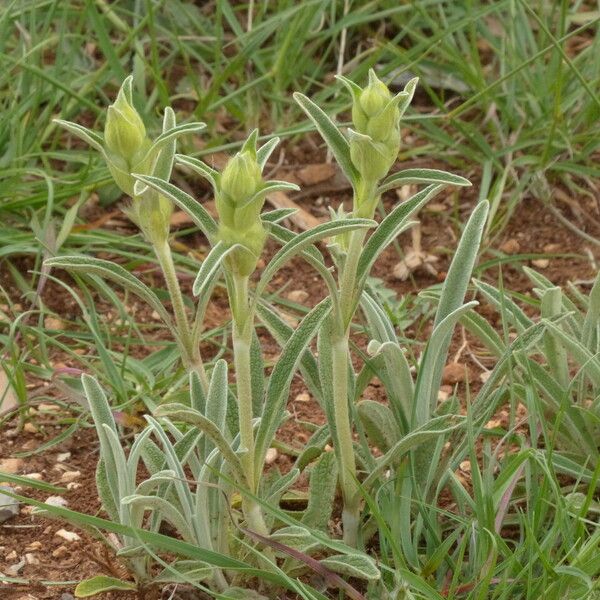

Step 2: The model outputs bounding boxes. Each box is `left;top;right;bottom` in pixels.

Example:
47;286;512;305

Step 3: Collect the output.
330;179;380;546
331;332;360;547
154;240;208;389
231;274;270;539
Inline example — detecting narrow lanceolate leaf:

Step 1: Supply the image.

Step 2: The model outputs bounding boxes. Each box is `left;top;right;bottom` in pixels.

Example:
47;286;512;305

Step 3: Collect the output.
53;119;104;153
412;201;489;426
45;256;173;328
204;360;229;456
132;174;218;240
175;154;219;188
473;279;533;333
302;451;338;531
256;300;322;403
152;120;206;149
378;168;471;195
257;219;374;298
154;404;245;485
357;400;397;454
192;241;239;297
434;200;489;328
362;415;466;490
74;575;137;597
262;207;298;223
320;553;380;582
415;302;478;425
293;92;360;188
254;298;332;475
257;136;280;170
152;106;177;181
357;184;443;284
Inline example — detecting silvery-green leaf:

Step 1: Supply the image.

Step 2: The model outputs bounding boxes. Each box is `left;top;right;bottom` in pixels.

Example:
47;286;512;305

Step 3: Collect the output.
362;415;465;490
154;404;245;485
357;184;443;285
175;154;219;189
270;526;319;553
74;576;136;597
192;241;239;297
320;553;380;581
121;494;192;541
357;400;397;454
378;168;470;195
293;92;360;188
256;300;322;403
257;136;280;170
254;298;331;475
133;174;218;240
154;560;213;583
204;360;229;456
302;451;338;531
257;218;374;299
45;256;173;329
53;119;105;153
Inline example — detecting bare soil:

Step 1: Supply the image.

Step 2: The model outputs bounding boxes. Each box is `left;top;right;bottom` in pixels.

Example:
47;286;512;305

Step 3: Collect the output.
2;152;599;598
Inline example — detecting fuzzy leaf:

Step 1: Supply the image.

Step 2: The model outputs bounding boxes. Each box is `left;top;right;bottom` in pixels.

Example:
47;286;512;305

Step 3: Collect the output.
45;256;173;329
320;553;380;581
302;451;338;530
357;184;443;284
357;400;397;453
378;168;471;195
133;174;218;240
75;576;136;597
294;92;360;188
254;298;331;475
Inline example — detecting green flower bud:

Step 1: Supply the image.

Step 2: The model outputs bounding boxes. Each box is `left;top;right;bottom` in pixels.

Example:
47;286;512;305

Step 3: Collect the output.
104;81;147;165
216;147;267;276
220;150;263;208
348;129;394;183
346;70;410;184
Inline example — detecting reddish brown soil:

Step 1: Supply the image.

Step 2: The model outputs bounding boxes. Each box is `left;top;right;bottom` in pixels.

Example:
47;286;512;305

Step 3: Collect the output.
2;153;599;599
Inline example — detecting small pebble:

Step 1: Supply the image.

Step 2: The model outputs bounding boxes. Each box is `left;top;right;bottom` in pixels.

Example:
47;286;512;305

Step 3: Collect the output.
294;392;310;403
55;529;81;542
532;258;550;269
56;452;71;463
0;458;23;473
287;289;309;304
45;496;68;508
52;546;69;559
265;448;278;465
60;471;81;483
442;362;469;384
5;550;18;561
24;553;39;565
25;541;42;551
499;238;520;254
0;486;19;523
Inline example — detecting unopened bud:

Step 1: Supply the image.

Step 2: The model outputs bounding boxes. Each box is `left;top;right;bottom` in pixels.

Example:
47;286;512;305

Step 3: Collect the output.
346;70;413;184
220;150;263;206
104;79;147;165
216;147;267;276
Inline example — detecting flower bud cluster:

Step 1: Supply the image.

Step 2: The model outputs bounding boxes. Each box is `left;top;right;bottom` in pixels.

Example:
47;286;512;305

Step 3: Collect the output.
216;146;267;276
343;70;414;184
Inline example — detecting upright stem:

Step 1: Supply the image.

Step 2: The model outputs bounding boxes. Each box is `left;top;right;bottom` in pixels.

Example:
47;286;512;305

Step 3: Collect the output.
331;180;379;546
231;274;270;538
331;331;360;547
154;239;208;389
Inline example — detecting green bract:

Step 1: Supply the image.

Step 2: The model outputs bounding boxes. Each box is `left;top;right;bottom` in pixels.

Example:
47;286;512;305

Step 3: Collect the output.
340;69;416;187
217;144;268;276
